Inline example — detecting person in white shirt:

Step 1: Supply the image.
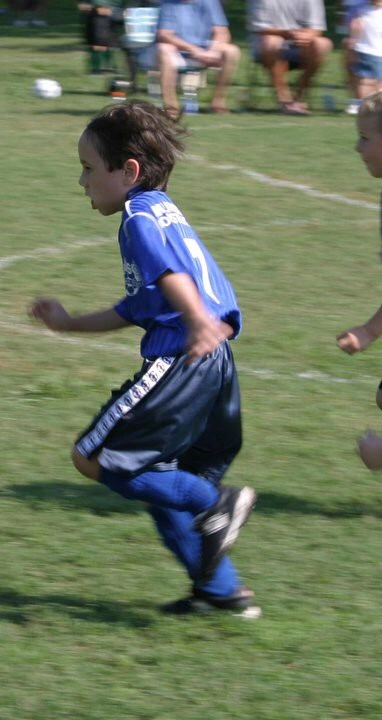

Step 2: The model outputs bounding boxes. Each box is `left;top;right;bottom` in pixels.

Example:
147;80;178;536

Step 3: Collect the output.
347;0;382;113
338;1;368;114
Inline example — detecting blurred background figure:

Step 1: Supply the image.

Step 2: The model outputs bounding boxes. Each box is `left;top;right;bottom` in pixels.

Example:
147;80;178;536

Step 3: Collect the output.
120;2;160;92
246;0;333;115
156;0;241;119
344;0;382;114
80;0;118;74
8;0;48;26
338;1;367;113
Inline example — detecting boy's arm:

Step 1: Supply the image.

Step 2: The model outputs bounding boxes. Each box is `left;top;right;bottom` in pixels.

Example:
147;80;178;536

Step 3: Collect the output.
29;297;131;333
157;271;233;363
337;305;382;354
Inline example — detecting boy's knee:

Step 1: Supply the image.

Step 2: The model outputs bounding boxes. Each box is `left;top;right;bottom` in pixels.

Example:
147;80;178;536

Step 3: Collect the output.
71;446;100;481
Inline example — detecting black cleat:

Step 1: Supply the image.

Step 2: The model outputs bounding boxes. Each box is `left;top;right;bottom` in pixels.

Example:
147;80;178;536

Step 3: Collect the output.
194;486;256;581
160;586;261;618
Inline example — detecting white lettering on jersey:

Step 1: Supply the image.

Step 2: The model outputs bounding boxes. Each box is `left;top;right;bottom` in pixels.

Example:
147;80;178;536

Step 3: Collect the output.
183;236;220;305
151;201;188;229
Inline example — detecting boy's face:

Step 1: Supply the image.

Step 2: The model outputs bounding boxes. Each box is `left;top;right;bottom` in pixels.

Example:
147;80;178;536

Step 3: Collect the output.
356;115;382;178
78;132;132;216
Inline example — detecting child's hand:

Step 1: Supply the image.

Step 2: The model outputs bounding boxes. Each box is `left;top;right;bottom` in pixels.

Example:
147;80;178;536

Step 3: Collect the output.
186;318;232;365
357;429;382;470
28;297;72;332
336;325;373;354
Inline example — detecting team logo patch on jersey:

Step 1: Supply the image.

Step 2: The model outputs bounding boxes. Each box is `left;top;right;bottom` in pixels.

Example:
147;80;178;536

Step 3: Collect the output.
123;259;142;296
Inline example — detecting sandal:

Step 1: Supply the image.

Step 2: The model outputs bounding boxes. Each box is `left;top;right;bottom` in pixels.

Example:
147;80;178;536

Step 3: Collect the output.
280;101;310;116
164;105;181;121
208;105;232;115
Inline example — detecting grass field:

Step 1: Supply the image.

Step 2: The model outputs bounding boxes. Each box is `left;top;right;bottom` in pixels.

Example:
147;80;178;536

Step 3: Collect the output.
1;4;382;719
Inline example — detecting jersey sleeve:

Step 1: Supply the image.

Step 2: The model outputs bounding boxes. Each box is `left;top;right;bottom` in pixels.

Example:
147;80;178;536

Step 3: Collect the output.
113;295;133;322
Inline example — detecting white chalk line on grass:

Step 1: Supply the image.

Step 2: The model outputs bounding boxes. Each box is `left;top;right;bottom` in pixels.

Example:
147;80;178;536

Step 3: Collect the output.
0;227;251;272
187;155;379;212
0;316;376;386
0;154;378;273
0;160;378;386
0;317;138;359
0;236;113;271
0;216;377;274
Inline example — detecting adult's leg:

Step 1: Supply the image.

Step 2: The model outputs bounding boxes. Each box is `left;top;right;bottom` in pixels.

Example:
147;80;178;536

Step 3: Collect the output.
156;41;181;116
293;36;333;103
208;41;241;112
356;76;378;99
259;34;293;104
342;37;358;96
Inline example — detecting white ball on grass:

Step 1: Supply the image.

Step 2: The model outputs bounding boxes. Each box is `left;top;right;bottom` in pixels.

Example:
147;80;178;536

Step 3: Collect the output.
32;78;62;99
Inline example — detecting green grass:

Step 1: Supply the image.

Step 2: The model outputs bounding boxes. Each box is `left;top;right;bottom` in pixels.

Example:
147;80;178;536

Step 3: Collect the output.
1;4;382;719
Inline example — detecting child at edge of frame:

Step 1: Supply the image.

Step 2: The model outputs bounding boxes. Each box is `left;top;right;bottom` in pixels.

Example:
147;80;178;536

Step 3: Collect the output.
337;89;382;471
29;101;260;617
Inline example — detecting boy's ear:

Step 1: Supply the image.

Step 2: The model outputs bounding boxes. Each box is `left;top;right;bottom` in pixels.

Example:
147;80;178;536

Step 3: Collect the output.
123;159;140;185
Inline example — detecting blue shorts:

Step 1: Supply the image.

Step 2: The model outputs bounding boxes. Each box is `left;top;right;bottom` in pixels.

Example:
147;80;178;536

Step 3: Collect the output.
250;35;302;70
352;51;382;80
75;341;242;485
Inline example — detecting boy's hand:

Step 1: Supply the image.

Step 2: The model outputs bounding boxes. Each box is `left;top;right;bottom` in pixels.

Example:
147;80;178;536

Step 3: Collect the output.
29;297;72;332
157;271;234;364
358;429;382;470
186;318;232;365
336;325;374;354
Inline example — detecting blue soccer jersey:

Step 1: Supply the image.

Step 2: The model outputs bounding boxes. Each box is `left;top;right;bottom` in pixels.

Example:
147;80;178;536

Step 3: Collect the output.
114;186;242;358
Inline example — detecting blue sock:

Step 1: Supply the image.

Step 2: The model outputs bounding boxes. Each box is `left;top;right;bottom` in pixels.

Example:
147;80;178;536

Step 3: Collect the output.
149;506;240;597
101;468;219;515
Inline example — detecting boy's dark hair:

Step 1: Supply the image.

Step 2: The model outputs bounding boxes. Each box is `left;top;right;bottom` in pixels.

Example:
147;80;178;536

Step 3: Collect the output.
84;101;188;190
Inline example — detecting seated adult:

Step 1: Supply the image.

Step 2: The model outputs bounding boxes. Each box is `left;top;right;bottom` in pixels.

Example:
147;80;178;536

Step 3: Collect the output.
156;0;241;118
247;0;333;115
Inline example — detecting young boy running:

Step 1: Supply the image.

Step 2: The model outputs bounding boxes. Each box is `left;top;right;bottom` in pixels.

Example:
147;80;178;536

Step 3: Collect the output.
30;101;258;615
337;90;382;470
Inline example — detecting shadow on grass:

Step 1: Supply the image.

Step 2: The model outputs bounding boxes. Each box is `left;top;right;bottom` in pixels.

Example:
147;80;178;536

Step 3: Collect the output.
0;588;154;628
4;481;146;516
257;492;382;519
7;482;382;519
